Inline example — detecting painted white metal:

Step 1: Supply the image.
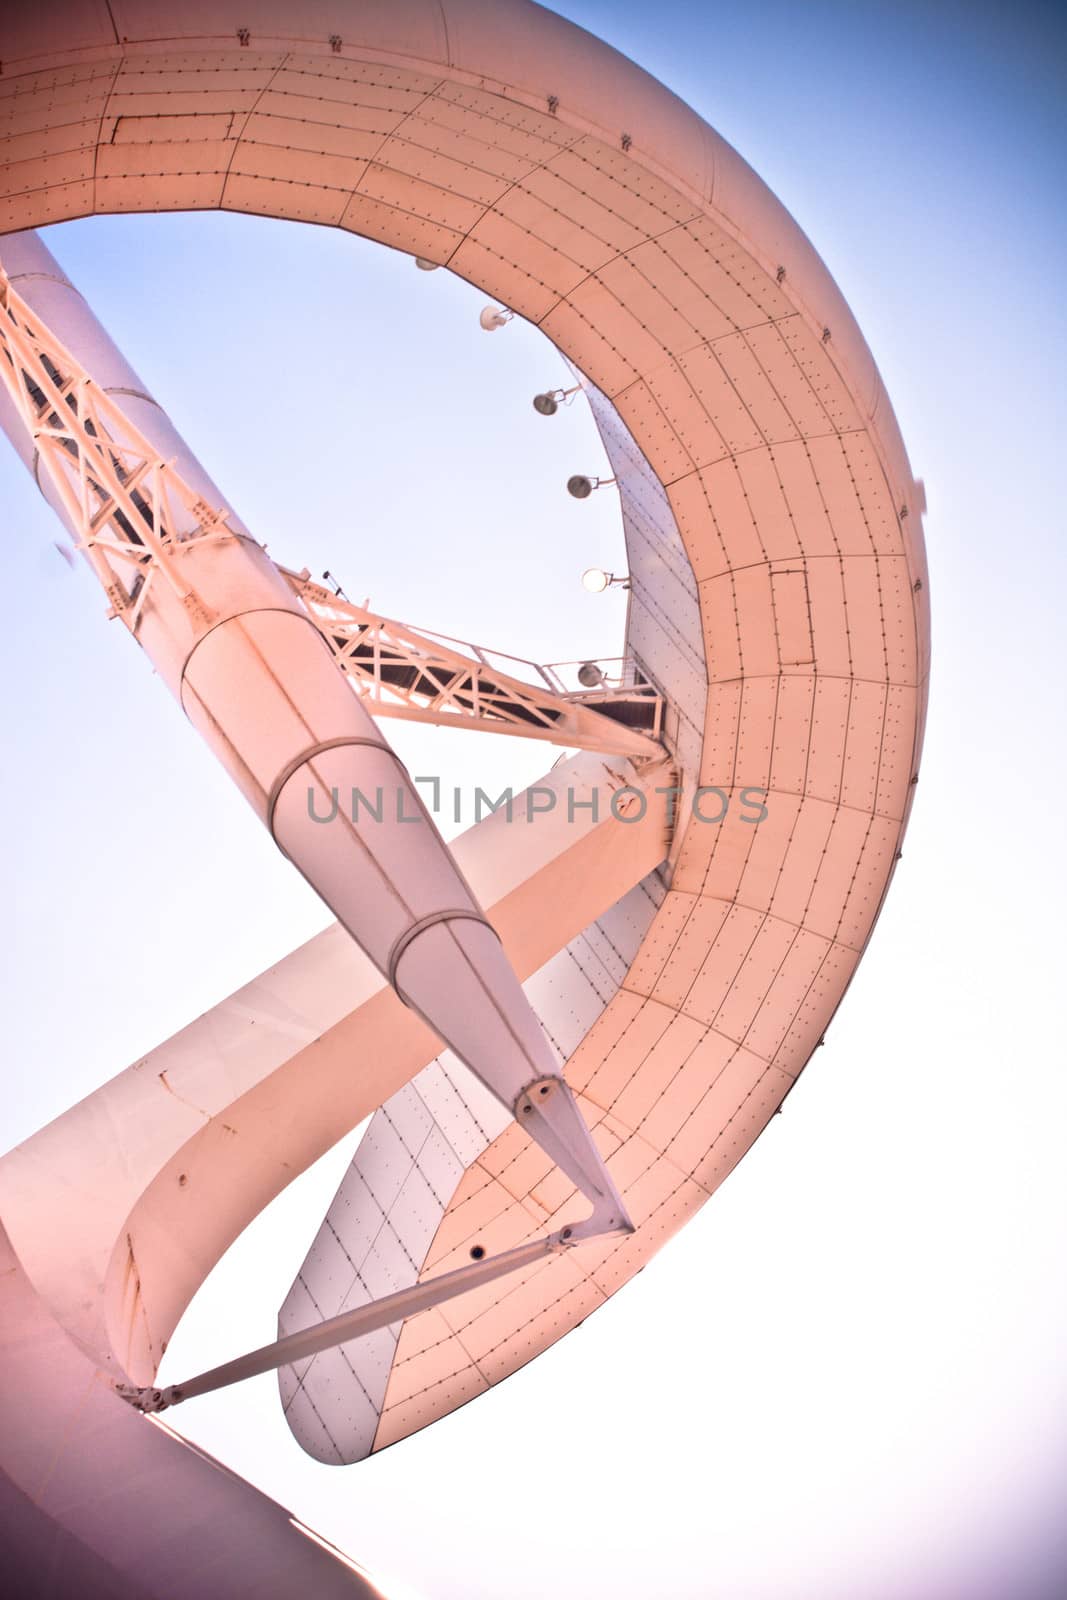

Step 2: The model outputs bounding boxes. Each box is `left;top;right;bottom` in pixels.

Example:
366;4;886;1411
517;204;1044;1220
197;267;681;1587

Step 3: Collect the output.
0;231;637;1248
280;849;669;1464
274;324;706;1472
579;374;708;876
0;0;929;1520
581;380;707;768
0;270;236;633
274;364;704;1468
282;566;663;756
0;750;672;1386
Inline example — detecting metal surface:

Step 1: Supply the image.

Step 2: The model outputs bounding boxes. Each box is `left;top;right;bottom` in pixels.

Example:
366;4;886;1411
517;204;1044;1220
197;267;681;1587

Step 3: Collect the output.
0;0;928;1567
279;873;665;1464
0;1222;383;1598
0;750;672;1385
118;1225;577;1414
0;227;638;1277
283;567;664;756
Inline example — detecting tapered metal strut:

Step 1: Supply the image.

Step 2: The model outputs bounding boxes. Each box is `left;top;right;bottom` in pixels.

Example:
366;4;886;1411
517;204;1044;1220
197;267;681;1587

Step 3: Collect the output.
0;244;648;1418
0;262;661;761
116;1209;621;1415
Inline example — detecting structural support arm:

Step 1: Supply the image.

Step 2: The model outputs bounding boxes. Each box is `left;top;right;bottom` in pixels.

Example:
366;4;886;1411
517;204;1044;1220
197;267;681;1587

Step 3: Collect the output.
117;1219;601;1414
283;568;663;758
0;233;651;1343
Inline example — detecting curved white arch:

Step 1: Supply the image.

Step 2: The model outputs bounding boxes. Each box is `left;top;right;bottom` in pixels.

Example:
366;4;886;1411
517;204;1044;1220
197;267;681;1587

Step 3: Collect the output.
0;0;929;1474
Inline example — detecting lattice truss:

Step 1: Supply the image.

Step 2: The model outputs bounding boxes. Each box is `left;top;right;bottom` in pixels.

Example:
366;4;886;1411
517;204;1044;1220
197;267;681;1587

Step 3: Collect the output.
0;269;230;630
283;567;662;755
0;265;661;762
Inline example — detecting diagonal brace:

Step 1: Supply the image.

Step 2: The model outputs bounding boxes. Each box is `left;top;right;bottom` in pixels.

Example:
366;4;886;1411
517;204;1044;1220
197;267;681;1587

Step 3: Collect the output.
116;1211;628;1415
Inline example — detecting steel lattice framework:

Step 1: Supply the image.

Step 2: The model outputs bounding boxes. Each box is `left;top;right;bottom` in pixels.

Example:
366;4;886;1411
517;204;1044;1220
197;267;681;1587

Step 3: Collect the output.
0;268;229;629
0;264;661;761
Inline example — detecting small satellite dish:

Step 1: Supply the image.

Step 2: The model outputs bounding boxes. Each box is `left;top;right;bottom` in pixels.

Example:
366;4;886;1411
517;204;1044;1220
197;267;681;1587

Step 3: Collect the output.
581;567;611;593
567;475;594;499
479;306;513;331
533;392;559;416
577;661;606;688
414;257;440;271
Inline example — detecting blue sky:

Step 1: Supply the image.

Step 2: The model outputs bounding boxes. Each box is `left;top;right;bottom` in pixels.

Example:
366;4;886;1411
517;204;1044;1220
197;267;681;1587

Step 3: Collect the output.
0;3;1064;1596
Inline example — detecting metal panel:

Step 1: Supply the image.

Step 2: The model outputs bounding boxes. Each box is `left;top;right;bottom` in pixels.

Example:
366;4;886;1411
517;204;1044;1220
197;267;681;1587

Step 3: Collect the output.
279;876;663;1463
0;1;927;1482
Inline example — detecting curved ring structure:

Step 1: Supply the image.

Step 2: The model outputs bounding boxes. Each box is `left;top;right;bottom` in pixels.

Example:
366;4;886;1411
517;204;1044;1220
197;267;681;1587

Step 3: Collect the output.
0;0;928;1487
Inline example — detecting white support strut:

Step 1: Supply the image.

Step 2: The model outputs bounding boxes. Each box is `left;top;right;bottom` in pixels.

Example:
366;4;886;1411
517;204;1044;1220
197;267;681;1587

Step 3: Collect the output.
0;270;232;627
0;234;639;1286
116;1211;610;1415
0;262;660;761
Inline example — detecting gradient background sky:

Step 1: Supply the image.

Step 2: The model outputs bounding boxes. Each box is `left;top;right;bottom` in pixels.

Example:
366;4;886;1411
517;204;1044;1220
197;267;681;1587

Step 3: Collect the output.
0;2;1065;1596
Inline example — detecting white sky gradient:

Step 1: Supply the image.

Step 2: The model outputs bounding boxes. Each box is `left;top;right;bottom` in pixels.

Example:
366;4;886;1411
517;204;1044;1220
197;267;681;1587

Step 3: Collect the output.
0;3;1064;1596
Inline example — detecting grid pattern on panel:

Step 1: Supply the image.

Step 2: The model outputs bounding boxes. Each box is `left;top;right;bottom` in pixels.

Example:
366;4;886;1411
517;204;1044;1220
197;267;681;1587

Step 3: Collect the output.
277;1048;506;1464
373;1011;792;1454
582;378;707;779
279;875;664;1462
0;28;926;1463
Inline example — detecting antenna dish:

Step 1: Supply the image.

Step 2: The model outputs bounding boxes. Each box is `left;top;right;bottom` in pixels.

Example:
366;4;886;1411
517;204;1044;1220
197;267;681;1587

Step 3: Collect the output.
414;257;439;271
567;475;594;499
533;392;559;416
577;661;606;688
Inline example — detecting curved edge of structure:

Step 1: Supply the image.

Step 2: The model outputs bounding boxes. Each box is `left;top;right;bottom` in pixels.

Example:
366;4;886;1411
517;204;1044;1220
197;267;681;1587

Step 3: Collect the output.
0;0;930;1472
0;1219;384;1597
